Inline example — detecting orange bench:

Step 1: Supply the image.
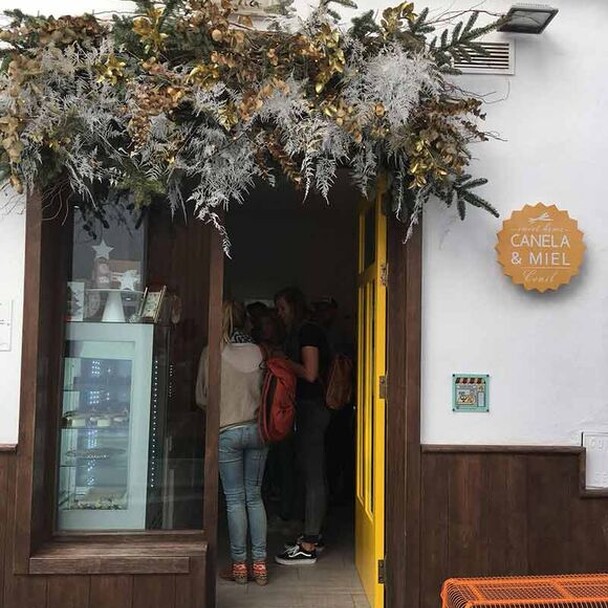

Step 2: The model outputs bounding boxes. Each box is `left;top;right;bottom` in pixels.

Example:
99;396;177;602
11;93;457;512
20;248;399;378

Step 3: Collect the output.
442;574;608;608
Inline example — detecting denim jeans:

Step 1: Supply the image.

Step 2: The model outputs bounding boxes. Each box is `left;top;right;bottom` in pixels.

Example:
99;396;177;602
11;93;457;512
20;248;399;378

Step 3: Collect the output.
219;422;269;562
296;399;331;543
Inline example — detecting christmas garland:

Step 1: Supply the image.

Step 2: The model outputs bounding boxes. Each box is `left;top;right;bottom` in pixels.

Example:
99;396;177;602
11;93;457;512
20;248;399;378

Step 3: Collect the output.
0;0;501;247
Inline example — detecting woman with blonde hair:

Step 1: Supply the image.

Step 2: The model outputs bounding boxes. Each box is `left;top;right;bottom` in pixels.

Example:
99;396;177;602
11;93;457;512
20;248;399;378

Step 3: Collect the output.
196;300;268;585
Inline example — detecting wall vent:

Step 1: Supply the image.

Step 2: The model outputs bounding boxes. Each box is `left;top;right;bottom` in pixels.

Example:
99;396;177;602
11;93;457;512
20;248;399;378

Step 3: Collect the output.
453;40;515;75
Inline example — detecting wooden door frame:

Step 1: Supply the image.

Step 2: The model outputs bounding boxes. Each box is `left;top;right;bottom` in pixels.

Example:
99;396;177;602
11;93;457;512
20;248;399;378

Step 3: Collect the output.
202;208;424;608
385;215;422;608
203;225;224;607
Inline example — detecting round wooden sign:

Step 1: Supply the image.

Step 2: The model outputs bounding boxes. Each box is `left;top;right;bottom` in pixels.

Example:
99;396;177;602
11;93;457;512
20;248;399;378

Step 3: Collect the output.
496;203;585;293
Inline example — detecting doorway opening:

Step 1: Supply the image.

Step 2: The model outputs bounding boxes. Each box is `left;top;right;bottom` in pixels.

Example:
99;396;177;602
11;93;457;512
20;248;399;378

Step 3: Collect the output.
215;172;386;608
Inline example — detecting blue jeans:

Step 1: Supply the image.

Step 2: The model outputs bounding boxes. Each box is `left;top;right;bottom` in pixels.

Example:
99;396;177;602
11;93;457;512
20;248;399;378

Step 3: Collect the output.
219;423;269;562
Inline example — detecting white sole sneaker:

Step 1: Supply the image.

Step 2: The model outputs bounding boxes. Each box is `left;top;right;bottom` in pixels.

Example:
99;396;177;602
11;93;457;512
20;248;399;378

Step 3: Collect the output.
275;546;317;566
275;555;317;566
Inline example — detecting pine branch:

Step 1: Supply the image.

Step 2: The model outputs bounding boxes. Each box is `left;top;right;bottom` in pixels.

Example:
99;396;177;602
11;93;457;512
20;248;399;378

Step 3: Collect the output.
462;11;479;35
349;10;381;42
408;7;435;37
158;0;182;28
459;177;487;190
451;174;498;219
131;0;157;14
430;11;502;68
327;8;342;23
457;197;466;219
460;190;498;216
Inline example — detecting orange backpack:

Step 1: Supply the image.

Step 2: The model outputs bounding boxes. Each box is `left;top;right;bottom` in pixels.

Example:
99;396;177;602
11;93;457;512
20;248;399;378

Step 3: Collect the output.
325;353;354;410
257;352;296;443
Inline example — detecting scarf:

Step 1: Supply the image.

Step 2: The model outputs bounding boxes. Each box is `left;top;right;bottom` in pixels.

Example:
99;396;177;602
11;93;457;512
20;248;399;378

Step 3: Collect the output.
230;329;254;344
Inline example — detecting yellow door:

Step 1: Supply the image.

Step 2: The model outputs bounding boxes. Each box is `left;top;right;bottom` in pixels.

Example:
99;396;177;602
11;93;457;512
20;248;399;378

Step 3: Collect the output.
355;183;387;608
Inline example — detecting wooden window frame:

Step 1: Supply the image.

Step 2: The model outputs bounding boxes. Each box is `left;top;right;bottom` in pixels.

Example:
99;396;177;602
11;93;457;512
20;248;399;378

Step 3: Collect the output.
12;191;223;589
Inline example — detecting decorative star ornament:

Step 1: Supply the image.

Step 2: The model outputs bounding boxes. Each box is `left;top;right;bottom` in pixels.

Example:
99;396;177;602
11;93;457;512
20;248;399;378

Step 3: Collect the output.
119;270;140;291
92;239;113;260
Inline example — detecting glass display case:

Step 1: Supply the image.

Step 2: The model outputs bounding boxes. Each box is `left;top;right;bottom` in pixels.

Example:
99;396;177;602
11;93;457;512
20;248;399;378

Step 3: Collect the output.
58;322;154;531
57;212;205;531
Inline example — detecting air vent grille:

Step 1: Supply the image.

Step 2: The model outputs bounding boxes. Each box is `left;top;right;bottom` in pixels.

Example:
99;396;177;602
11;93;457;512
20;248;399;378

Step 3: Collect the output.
453;41;515;75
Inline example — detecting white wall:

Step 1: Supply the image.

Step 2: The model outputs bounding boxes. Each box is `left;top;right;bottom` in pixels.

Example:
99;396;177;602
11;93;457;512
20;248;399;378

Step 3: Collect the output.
418;0;608;445
0;197;25;445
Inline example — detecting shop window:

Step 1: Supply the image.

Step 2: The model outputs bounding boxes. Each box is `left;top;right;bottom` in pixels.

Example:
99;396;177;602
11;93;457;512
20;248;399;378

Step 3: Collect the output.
57;211;206;531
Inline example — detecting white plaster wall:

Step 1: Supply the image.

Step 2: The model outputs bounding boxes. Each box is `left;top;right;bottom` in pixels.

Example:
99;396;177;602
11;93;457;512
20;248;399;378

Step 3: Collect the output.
418;0;608;445
0;198;25;445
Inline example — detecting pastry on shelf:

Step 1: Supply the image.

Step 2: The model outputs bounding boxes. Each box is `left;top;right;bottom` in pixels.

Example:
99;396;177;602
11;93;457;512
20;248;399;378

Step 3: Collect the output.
73;488;127;510
62;411;89;428
66;447;126;460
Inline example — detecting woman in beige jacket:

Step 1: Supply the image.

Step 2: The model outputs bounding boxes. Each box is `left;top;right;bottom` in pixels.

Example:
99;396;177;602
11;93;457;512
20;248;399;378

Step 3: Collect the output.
196;300;267;585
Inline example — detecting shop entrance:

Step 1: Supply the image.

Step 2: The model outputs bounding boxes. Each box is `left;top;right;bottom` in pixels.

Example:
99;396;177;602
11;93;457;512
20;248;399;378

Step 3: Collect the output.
11;168;419;608
214;174;386;608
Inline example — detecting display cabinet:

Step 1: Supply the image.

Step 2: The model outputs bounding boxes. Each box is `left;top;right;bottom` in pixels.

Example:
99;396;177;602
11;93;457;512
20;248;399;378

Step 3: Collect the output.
57;322;154;531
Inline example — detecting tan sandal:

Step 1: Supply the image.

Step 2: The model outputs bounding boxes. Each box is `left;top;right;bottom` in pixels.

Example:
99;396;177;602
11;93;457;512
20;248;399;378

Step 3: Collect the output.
252;560;268;586
231;561;248;584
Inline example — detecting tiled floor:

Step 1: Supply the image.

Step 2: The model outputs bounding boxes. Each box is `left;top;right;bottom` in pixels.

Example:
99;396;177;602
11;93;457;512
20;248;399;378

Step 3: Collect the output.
217;506;370;608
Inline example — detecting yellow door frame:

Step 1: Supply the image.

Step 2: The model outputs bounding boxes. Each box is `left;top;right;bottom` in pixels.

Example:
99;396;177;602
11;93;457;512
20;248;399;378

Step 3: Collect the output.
355;182;387;608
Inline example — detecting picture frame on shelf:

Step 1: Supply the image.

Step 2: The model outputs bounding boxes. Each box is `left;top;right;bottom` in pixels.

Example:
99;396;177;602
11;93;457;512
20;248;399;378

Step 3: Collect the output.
137;286;167;324
84;287;103;321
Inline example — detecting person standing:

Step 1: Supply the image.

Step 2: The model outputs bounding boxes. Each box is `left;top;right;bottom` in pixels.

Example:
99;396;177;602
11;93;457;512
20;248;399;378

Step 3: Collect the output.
313;298;356;505
196;300;269;585
274;287;330;566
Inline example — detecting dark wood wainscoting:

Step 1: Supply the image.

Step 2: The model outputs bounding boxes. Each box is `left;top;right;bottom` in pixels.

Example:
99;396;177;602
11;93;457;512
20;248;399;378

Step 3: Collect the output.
0;452;206;608
419;446;608;608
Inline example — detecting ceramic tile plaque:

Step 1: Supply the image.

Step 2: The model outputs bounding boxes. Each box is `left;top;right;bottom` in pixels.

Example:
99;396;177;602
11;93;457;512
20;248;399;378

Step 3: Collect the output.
496;203;585;293
453;374;489;412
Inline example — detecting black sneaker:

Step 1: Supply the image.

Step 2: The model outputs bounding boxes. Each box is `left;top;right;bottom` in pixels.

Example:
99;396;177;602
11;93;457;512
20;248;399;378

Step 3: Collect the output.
284;534;325;554
275;544;317;566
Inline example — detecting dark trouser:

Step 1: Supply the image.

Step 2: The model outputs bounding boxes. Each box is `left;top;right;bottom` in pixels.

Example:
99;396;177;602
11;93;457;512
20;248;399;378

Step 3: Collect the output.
295;398;331;544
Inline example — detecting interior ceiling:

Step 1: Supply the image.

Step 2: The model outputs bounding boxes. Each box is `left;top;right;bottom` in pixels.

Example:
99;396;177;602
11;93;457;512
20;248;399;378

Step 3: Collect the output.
229;168;361;215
